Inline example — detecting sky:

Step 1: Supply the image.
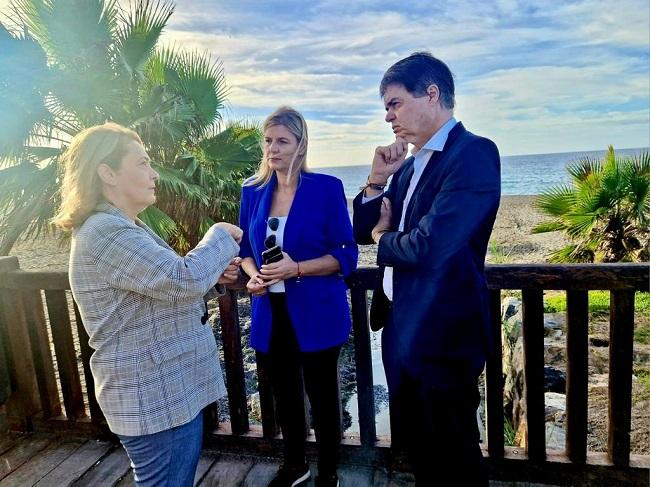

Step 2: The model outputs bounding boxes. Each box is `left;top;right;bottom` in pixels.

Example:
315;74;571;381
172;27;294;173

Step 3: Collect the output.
3;0;649;167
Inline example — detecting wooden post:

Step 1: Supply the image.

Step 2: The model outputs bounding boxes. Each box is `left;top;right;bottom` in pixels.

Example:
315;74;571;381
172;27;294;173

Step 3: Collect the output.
218;289;249;435
350;285;376;448
565;290;588;463
22;290;61;419
72;301;103;423
521;289;545;461
0;257;41;428
44;290;85;420
608;290;635;467
486;289;504;458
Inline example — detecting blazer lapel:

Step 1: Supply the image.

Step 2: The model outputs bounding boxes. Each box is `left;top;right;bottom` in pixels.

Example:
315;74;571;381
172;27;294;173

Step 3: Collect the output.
391;157;415;230
252;174;276;259
402;122;467;228
282;172;310;253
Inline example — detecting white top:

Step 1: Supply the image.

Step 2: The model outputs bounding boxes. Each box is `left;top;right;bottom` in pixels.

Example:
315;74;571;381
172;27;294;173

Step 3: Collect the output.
363;117;458;300
266;216;288;293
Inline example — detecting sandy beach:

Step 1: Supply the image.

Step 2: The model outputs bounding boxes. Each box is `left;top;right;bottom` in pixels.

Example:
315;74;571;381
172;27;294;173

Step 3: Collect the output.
9;195;565;270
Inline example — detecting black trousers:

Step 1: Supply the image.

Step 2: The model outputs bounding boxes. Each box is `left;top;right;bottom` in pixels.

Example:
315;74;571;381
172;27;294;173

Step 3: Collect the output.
387;368;488;487
262;293;342;475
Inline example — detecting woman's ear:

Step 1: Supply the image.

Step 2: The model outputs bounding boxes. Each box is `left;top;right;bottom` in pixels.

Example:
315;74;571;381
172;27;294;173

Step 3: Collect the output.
97;163;116;186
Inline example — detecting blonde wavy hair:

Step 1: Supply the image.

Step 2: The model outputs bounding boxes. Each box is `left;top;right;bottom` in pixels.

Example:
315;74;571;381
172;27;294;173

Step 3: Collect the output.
245;106;310;187
52;122;142;231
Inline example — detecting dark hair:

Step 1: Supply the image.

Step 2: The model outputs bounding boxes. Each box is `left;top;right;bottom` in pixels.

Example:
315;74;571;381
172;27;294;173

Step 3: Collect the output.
380;51;455;109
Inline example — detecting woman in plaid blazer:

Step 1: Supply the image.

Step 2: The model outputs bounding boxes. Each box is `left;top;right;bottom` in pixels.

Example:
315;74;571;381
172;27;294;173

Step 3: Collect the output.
239;107;357;487
53;123;243;486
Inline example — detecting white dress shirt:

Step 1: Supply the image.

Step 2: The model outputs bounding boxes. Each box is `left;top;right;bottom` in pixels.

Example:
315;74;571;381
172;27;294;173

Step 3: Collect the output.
368;117;458;300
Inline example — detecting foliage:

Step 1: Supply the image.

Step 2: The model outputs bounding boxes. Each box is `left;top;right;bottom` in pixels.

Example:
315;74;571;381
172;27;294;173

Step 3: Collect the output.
634;368;650;401
533;146;650;263
503;417;516;446
487;240;512;264
543;291;650;315
0;0;261;254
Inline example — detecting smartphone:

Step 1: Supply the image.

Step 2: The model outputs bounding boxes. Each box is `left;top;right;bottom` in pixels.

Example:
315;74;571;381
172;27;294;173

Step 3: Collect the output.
261;245;283;265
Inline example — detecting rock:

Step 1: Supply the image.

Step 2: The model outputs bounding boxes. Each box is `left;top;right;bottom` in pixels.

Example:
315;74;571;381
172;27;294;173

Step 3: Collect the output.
544;366;566;393
249;392;261;421
590;336;609;347
502;297;521;322
546;421;566;450
543;313;565;336
544;392;566;422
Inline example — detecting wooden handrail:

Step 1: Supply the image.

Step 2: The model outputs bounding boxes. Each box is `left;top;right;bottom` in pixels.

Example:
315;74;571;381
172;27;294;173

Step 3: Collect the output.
0;256;648;485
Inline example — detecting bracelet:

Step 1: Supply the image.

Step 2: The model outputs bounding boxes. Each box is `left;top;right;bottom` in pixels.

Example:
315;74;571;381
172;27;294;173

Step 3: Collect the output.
359;176;387;191
296;262;302;278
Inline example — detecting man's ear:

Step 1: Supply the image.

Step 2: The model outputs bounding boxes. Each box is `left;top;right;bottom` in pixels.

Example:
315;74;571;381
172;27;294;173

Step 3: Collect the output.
97;163;116;186
427;84;440;104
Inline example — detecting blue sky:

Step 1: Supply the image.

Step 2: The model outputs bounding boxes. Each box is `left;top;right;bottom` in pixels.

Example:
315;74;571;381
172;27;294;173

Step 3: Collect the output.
4;0;649;166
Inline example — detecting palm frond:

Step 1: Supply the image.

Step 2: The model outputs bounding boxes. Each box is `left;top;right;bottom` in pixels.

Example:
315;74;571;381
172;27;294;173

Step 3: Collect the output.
546;244;595;263
533;185;576;216
0;23;51;158
137;204;180;242
531;220;565;234
0;160;59;253
566;156;601;183
115;0;173;80
156;47;229;140
10;0;118;69
153;163;210;206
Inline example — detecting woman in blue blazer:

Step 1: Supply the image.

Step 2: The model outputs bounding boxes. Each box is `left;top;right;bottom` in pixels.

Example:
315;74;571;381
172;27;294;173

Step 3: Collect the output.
239;106;357;487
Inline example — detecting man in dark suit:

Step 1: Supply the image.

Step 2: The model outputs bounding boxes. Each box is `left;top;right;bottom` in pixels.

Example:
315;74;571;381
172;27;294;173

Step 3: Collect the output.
353;52;500;486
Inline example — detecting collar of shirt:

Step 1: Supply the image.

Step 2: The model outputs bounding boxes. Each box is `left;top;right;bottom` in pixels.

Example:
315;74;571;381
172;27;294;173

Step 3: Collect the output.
412;117;458;174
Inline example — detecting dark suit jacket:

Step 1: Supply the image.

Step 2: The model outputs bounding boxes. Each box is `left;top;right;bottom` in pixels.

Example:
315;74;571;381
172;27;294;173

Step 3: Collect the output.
353;122;501;389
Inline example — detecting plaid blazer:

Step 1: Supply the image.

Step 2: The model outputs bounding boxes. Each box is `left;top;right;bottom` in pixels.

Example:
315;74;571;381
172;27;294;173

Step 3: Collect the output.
69;203;239;436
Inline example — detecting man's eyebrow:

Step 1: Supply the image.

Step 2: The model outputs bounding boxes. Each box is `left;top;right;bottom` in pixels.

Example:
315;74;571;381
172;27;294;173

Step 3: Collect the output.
384;97;400;107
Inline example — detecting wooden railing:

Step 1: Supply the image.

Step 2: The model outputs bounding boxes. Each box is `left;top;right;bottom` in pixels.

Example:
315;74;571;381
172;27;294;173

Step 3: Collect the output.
0;256;648;486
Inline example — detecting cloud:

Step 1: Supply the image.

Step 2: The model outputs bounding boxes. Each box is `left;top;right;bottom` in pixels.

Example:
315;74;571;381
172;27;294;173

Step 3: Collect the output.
2;0;647;165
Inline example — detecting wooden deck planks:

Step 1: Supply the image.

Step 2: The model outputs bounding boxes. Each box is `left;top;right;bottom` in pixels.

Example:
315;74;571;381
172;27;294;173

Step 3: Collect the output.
0;434;54;481
71;445;131;486
198;454;254;486
35;439;113;485
0;437;84;486
0;435;572;486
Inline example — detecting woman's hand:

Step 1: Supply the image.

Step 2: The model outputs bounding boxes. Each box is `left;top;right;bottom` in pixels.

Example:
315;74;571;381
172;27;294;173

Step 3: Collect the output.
246;274;270;296
259;251;299;281
218;257;242;284
213;222;243;244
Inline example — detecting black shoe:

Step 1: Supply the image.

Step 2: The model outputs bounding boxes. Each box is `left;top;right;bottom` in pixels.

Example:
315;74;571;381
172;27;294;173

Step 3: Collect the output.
268;463;311;487
315;472;339;487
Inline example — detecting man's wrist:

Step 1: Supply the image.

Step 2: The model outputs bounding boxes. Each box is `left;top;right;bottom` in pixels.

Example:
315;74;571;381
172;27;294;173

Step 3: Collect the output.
360;174;388;192
372;229;387;243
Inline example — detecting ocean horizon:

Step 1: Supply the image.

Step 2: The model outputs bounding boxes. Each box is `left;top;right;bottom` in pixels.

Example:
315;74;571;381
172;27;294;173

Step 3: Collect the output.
315;147;648;199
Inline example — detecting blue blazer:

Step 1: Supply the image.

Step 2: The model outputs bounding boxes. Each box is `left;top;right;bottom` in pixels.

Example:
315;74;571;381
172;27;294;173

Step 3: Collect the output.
353;122;501;389
239;172;358;353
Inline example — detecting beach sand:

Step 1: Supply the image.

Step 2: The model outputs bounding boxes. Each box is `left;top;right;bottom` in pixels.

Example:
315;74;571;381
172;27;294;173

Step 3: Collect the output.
353;194;567;266
9;195;565;270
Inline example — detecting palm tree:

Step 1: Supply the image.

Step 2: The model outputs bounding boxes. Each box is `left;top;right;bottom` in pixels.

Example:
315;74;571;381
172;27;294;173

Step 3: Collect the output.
533;146;650;263
0;0;261;255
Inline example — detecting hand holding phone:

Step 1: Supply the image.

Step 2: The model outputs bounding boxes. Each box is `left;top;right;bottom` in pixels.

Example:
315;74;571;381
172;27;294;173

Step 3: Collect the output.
261;245;283;265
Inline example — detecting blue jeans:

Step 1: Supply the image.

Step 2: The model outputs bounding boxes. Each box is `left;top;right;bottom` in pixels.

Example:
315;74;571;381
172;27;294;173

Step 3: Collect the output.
117;410;204;487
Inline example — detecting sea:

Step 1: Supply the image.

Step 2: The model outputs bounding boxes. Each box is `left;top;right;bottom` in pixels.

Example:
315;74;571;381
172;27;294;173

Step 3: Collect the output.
316;147;648;199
